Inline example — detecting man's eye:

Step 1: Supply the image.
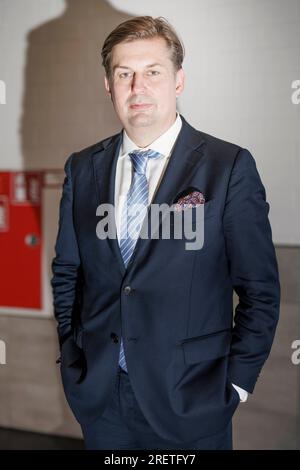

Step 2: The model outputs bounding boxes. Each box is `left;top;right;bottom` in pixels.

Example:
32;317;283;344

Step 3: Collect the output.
147;70;160;76
119;72;131;79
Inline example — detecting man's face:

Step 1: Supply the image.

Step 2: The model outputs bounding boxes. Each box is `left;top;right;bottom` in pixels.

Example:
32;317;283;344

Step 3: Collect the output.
104;37;185;134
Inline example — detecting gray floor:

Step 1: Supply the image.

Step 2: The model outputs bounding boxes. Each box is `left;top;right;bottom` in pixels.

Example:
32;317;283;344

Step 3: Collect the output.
0;427;83;450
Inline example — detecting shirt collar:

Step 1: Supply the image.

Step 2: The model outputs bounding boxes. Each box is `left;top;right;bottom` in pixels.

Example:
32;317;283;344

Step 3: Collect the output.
120;112;182;159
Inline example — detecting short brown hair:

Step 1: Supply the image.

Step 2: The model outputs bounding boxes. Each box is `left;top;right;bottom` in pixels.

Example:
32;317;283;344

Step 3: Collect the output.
101;16;185;79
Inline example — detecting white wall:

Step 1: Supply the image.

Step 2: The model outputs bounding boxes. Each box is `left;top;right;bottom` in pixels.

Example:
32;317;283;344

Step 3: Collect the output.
0;0;299;244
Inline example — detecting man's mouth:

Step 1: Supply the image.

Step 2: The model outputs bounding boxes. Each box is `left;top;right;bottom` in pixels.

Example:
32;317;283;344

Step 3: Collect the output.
129;103;153;110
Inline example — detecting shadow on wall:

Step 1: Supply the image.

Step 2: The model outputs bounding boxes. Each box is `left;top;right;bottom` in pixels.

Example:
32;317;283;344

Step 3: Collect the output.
20;0;133;170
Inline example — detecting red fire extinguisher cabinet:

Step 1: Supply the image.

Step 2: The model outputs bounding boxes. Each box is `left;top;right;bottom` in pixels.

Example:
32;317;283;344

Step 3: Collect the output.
0;170;63;316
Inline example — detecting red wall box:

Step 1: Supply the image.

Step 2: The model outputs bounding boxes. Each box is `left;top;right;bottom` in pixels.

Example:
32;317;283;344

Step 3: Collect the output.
0;170;64;316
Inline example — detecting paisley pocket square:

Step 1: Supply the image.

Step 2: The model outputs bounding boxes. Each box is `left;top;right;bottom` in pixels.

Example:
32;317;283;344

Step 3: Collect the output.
174;190;206;212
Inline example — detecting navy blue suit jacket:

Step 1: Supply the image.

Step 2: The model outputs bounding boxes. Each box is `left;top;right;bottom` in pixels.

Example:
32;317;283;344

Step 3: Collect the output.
51;115;280;444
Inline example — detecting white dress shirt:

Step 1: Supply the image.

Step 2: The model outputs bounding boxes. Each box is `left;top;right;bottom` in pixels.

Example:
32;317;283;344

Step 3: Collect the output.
114;112;248;403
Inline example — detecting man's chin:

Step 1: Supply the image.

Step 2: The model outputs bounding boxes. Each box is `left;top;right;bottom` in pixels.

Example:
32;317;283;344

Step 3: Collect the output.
127;115;156;128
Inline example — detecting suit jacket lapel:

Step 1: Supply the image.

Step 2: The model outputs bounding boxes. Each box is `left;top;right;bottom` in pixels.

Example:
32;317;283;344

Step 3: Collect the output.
92;132;127;277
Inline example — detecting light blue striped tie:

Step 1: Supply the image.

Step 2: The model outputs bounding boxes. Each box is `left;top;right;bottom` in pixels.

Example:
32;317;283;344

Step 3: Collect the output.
118;149;162;372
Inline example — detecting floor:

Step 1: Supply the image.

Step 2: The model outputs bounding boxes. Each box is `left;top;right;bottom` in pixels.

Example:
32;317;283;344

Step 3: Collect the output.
0;427;84;450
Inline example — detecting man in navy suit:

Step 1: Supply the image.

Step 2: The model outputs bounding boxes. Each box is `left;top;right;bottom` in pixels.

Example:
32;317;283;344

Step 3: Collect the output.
51;16;280;450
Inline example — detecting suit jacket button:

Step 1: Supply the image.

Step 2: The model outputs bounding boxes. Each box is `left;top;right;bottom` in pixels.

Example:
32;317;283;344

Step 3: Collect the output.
110;333;119;343
123;286;132;295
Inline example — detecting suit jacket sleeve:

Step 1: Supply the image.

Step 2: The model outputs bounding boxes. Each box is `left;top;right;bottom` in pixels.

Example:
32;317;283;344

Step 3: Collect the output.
223;148;281;393
51;154;82;349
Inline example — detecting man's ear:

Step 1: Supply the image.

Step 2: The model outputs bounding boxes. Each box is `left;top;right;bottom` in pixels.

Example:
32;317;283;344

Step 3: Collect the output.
175;68;185;97
104;75;111;96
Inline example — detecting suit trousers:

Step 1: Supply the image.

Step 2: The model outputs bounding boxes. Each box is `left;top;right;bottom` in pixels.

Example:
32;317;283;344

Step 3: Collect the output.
80;366;233;450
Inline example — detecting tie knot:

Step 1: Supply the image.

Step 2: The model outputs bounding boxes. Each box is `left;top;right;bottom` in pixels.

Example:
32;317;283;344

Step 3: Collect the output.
129;149;162;175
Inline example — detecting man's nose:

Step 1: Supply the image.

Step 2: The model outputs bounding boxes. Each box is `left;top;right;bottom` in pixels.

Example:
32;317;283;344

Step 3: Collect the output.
131;73;147;92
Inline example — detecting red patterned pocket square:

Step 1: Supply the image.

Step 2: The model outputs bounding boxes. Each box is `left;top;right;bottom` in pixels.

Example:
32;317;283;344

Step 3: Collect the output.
174;190;206;212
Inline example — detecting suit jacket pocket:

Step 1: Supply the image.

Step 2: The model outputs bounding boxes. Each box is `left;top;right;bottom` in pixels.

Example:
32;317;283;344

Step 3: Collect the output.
181;328;232;365
73;324;84;349
60;334;87;385
61;335;83;367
